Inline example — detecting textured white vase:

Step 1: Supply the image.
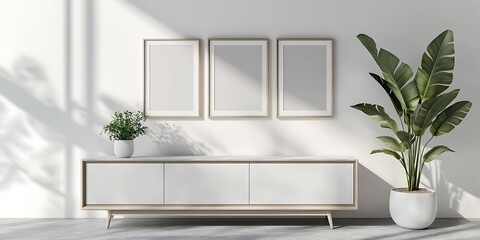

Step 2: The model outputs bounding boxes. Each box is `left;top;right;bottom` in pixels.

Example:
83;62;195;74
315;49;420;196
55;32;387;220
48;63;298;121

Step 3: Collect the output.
389;188;437;229
114;140;134;158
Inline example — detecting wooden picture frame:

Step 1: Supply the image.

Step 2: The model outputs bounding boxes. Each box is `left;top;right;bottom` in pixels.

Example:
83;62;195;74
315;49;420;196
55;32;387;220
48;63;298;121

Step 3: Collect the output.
144;39;200;118
209;39;269;118
277;39;333;117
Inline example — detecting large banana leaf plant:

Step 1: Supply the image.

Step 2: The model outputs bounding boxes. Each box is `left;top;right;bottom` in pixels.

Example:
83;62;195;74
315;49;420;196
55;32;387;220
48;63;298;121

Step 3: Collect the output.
352;30;472;191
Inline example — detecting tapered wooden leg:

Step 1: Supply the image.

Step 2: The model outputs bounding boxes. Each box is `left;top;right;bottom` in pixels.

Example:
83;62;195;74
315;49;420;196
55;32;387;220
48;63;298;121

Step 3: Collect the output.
106;210;113;229
326;211;334;229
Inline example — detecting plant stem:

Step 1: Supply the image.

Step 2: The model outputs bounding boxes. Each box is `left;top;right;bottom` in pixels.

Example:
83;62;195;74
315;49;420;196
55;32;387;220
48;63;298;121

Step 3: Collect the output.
407;124;414;191
398;112;405;132
410;136;418;191
413;135;422;190
416;136;434;189
398;151;408;183
397;110;409;186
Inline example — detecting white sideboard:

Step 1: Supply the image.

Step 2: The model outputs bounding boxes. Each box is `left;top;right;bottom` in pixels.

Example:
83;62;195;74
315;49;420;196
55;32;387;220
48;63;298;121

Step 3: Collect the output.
86;163;164;204
250;163;354;204
82;156;358;229
164;163;250;204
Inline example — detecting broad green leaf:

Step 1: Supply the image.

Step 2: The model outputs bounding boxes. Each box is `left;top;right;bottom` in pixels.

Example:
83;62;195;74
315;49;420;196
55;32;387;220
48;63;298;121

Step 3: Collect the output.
423;145;454;163
351;103;398;133
413;89;459;136
369;73;403;116
396;131;415;149
358;34;419;112
401;81;420;111
430;101;472;136
371;149;402;160
377;136;405;152
415;30;455;101
357;34;378;60
379;49;401;76
379;49;418;112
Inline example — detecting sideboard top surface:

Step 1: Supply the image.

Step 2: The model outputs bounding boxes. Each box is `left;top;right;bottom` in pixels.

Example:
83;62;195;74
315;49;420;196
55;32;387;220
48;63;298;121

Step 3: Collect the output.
83;155;357;163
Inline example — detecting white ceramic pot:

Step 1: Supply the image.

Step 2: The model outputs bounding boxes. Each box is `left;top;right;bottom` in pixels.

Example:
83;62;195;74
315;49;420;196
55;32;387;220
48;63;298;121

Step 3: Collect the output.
114;140;134;158
389;188;437;229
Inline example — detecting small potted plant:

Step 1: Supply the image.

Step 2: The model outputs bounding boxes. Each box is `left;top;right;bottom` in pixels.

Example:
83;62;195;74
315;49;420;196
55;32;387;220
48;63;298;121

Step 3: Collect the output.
101;110;148;158
352;30;472;229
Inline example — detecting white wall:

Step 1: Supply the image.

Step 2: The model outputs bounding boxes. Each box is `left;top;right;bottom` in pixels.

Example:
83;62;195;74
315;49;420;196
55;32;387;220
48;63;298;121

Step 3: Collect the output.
0;0;479;218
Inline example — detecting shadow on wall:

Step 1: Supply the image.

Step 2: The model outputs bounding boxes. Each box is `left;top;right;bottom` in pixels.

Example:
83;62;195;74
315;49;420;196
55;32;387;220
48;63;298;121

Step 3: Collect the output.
138;122;212;156
0;59;112;153
0;59;66;216
0;59;67;216
336;163;392;218
0;59;70;185
423;160;466;218
0;56;130;217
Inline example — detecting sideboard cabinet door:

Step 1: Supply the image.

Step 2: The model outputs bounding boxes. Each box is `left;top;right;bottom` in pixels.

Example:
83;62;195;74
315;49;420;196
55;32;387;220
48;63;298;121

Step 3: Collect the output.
250;163;354;204
86;163;164;204
164;163;249;204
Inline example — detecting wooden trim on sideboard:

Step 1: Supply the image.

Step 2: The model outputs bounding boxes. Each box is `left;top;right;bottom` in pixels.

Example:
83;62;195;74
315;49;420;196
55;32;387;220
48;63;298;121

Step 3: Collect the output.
82;155;356;162
110;210;334;216
82;204;357;211
81;160;87;209
354;158;359;209
82;160;357;164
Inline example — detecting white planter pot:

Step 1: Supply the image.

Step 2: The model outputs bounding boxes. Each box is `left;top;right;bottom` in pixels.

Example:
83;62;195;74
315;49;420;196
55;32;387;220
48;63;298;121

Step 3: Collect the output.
114;140;134;158
389;188;437;229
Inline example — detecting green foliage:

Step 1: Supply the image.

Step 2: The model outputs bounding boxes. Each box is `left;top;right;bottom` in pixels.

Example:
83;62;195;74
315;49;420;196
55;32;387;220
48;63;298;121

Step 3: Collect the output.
357;34;419;112
101;110;148;141
423;146;454;163
351;103;398;133
371;149;402;160
369;73;403;116
412;89;459;136
430;101;472;136
415;30;454;101
352;30;472;191
377;136;405;152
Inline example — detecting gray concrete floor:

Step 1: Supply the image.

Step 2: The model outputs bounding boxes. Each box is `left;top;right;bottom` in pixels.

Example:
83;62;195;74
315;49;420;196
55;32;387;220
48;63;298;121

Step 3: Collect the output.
0;218;479;240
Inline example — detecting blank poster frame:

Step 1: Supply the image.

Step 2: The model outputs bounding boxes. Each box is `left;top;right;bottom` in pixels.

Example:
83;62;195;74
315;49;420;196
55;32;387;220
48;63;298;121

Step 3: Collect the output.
277;39;333;117
209;39;269;118
144;39;200;118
